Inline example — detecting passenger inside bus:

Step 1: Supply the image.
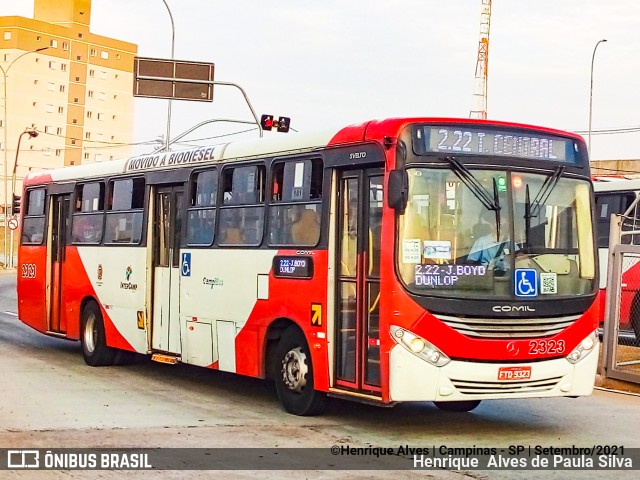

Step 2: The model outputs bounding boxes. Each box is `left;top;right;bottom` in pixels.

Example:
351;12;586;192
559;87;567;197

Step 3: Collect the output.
467;209;509;272
291;208;320;245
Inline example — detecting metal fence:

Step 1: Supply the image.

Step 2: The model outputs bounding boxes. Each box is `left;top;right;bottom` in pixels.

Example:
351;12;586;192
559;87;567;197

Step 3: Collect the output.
601;242;640;384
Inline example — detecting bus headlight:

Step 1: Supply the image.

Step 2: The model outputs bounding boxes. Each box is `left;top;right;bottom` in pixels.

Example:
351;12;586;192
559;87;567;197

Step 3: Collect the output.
390;325;450;367
566;331;598;364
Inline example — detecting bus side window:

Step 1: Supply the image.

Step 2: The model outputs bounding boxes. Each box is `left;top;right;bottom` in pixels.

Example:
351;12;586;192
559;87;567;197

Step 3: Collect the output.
104;178;145;244
21;188;47;245
218;164;265;246
71;182;105;244
268;158;323;247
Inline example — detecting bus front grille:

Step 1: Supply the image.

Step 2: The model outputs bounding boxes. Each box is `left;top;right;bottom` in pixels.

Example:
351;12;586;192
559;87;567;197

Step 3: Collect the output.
449;376;563;395
434;314;580;339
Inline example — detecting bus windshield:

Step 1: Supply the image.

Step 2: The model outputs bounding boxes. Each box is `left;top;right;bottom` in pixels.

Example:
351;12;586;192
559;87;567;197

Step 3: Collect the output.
397;167;596;300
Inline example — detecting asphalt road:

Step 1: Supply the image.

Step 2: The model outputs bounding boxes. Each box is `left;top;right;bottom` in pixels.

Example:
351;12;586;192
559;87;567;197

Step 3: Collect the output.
0;271;639;480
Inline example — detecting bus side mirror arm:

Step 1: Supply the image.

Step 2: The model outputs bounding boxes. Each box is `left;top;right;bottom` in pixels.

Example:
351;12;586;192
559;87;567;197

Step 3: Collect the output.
388;169;408;214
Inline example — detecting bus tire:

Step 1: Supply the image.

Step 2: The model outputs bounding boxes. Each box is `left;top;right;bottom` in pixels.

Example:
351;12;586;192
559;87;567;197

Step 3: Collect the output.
274;326;327;416
433;400;481;412
80;302;116;367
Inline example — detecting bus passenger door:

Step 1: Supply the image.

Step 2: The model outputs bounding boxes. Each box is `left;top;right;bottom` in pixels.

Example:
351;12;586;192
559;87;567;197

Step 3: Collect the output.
49;194;71;334
335;168;384;395
151;185;183;354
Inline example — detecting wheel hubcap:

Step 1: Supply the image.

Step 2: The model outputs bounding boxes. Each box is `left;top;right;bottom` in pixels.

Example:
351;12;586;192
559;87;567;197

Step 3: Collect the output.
84;313;97;353
281;347;308;392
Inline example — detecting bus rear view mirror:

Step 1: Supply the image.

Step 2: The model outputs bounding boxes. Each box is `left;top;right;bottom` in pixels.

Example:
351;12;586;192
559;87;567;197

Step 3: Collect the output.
388;169;408;214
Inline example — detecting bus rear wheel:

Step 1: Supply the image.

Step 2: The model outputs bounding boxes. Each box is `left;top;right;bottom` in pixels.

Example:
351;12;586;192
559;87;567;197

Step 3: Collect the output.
81;302;116;367
274;326;327;416
433;400;481;412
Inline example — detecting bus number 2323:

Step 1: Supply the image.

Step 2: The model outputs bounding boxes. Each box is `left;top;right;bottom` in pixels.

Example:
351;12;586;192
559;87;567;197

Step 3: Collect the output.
21;264;36;279
529;339;565;355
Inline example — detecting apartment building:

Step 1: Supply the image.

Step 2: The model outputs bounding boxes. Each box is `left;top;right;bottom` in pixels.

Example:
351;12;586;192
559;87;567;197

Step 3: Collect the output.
0;0;137;207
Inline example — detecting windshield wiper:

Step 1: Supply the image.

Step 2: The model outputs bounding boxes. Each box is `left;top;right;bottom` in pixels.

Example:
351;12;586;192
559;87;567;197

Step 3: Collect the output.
525;165;565;220
444;156;500;211
445;156;502;241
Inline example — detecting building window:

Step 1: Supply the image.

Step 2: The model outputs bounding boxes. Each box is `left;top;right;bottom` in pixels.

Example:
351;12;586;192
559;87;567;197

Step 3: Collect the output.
46;104;54;113
3;32;11;41
59;85;65;93
55;149;61;156
116;54;121;59
85;132;91;139
97;113;104;121
48;61;57;69
47;82;55;91
95;153;103;162
90;48;97;57
100;51;109;60
58;106;64;114
61;63;67;71
73;97;79;103
78;33;83;38
71;139;76;145
32;102;37;107
88;90;94;98
56;127;63;135
3;54;8;62
84;153;90;160
86;111;92;119
99;92;106;101
63;42;69;50
43;148;52;156
76;55;81;61
112;115;117;120
0;120;3;128
50;39;58;48
33;80;38;85
99;71;107;80
44;126;51;133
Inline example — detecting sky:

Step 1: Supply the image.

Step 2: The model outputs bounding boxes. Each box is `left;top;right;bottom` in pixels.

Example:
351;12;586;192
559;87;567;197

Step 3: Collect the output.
2;0;640;161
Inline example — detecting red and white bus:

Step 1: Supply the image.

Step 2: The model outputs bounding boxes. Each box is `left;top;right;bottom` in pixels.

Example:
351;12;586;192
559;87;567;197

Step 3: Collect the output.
593;177;640;343
17;118;600;415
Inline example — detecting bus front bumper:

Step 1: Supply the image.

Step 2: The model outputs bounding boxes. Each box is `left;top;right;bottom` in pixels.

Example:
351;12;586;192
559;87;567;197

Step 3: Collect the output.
388;342;600;402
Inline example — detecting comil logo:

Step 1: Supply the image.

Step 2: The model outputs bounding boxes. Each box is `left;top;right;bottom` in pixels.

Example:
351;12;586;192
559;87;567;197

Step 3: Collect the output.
8;450;39;468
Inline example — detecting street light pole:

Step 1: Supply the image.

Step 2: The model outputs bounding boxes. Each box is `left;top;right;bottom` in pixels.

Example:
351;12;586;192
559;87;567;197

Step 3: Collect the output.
1;47;48;268
9;129;38;268
161;0;175;152
588;38;607;157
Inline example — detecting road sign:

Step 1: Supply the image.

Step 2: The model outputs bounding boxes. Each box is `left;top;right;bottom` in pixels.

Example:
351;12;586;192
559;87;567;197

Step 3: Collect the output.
133;57;215;102
8;217;19;231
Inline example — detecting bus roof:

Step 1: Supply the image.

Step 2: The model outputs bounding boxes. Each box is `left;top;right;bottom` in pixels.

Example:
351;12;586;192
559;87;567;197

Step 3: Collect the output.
24;117;586;187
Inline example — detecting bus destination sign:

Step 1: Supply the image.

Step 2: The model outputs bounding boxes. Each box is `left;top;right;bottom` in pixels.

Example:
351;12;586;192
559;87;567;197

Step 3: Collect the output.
417;125;580;164
273;256;313;279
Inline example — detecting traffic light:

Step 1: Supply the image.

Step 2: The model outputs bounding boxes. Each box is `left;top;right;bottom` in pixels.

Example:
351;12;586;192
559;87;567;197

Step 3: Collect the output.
260;114;290;133
260;114;274;130
12;194;21;215
276;116;290;133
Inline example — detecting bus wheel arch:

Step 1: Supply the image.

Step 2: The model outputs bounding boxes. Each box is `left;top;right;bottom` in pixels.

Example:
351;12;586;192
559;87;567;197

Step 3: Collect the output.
80;300;116;366
271;323;327;416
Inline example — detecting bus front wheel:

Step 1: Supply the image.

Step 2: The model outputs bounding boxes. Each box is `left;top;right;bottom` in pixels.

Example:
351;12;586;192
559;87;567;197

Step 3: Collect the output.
80;302;116;367
274;326;327;416
433;400;481;412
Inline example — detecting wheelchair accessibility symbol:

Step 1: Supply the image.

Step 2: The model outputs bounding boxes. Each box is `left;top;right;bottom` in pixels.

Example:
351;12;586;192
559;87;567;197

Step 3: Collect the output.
181;253;191;277
515;269;538;297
